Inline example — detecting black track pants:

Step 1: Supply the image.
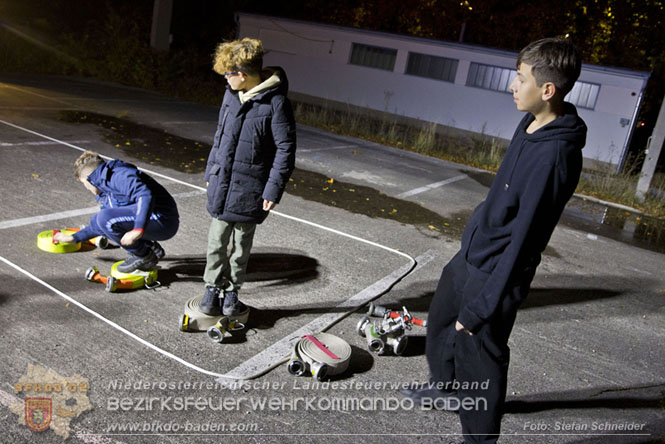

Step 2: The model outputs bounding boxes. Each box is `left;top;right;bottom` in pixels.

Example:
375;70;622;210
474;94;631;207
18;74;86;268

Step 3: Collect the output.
426;252;535;444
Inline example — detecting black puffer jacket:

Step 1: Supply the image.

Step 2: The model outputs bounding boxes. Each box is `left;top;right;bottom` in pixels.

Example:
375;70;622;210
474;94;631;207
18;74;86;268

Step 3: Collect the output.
205;67;296;223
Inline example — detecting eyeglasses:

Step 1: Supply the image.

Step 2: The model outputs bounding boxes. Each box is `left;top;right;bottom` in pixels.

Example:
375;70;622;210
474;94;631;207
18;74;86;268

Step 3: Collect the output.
222;71;241;78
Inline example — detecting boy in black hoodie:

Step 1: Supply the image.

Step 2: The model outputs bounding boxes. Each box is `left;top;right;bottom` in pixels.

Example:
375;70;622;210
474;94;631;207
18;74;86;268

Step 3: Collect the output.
401;38;587;443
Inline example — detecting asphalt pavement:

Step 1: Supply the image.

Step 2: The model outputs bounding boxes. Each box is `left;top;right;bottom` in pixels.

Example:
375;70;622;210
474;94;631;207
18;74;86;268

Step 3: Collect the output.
0;74;663;444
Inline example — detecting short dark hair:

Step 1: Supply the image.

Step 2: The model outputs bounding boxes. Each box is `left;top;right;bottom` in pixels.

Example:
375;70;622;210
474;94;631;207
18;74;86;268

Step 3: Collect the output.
517;38;581;96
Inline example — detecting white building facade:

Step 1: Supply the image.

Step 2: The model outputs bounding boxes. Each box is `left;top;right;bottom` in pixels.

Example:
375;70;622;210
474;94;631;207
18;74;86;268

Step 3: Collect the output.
237;12;650;170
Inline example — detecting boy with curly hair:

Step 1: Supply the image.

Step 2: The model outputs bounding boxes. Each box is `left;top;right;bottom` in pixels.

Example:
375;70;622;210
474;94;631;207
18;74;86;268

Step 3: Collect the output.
199;38;296;316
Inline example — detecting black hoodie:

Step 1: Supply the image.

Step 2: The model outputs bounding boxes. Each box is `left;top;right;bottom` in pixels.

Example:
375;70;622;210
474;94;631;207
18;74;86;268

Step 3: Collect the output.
457;103;587;332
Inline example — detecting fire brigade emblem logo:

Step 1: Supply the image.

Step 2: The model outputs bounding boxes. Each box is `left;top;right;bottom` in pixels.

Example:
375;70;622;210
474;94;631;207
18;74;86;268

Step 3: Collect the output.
25;398;52;432
11;364;92;438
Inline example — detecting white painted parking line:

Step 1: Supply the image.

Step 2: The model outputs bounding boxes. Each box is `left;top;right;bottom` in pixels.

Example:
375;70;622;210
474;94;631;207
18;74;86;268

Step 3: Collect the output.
0;248;433;382
218;249;438;382
0;106;80;111
0;206;98;230
0;190;205;230
0;255;228;379
162;121;211;125
0;83;77;107
0;118;421;380
299;145;356;153
0;139;91;147
0;118;207;192
6;250;421;381
396;174;467;198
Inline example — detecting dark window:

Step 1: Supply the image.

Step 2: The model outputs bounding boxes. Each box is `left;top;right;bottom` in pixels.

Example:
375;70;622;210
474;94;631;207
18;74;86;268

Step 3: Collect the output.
406;52;458;82
566;81;600;110
466;62;516;93
349;43;397;71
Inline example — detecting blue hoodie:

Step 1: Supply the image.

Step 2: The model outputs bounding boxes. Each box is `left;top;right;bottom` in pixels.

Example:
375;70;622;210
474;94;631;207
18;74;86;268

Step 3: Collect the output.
73;160;178;242
457;103;587;332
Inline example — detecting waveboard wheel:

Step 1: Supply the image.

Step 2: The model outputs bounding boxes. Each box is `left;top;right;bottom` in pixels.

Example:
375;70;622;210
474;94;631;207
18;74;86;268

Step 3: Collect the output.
84;266;98;281
179;314;189;332
105;276;117;292
110;261;158;290
37;229;81;253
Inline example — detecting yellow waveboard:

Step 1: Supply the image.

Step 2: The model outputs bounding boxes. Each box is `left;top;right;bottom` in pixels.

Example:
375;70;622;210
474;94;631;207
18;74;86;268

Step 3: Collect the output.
37;230;81;253
110;261;158;289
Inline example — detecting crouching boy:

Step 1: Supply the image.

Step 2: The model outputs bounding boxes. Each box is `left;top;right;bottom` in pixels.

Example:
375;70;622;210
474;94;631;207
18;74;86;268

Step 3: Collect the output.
54;151;179;272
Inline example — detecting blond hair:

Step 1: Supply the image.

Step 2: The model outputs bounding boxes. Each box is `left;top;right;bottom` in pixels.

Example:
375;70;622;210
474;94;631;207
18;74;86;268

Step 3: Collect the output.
212;38;263;76
74;150;104;180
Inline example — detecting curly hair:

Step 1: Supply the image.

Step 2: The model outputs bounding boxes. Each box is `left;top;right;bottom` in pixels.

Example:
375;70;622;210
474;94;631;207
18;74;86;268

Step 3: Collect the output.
74;150;104;180
212;38;263;77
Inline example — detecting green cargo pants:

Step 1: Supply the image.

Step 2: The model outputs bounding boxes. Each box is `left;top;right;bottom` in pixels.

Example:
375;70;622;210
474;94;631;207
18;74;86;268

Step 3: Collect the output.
203;219;257;292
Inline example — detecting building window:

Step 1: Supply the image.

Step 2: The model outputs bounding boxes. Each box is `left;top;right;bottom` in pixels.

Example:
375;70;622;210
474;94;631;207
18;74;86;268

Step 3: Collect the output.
406;52;458;82
565;81;600;110
349;43;397;71
466;62;516;93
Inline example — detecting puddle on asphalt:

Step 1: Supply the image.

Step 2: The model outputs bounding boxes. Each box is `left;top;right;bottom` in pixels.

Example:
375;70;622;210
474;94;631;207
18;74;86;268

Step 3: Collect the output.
465;170;496;188
59;111;665;252
60;110;210;173
462;169;665;254
287;168;470;237
561;197;665;254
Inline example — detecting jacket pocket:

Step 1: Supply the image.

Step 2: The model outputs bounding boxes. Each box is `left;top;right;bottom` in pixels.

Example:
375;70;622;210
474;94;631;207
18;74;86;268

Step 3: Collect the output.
225;177;263;216
206;164;227;215
206;164;221;179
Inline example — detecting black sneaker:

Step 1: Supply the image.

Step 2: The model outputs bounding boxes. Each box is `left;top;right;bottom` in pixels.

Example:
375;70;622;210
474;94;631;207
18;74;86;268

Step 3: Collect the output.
116;249;158;273
199;287;222;316
149;240;165;259
222;290;247;316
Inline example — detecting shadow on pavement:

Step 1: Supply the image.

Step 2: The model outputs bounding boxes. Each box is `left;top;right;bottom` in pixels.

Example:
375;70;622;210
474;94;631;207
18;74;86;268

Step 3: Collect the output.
387;276;659;313
505;383;665;412
96;252;320;288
